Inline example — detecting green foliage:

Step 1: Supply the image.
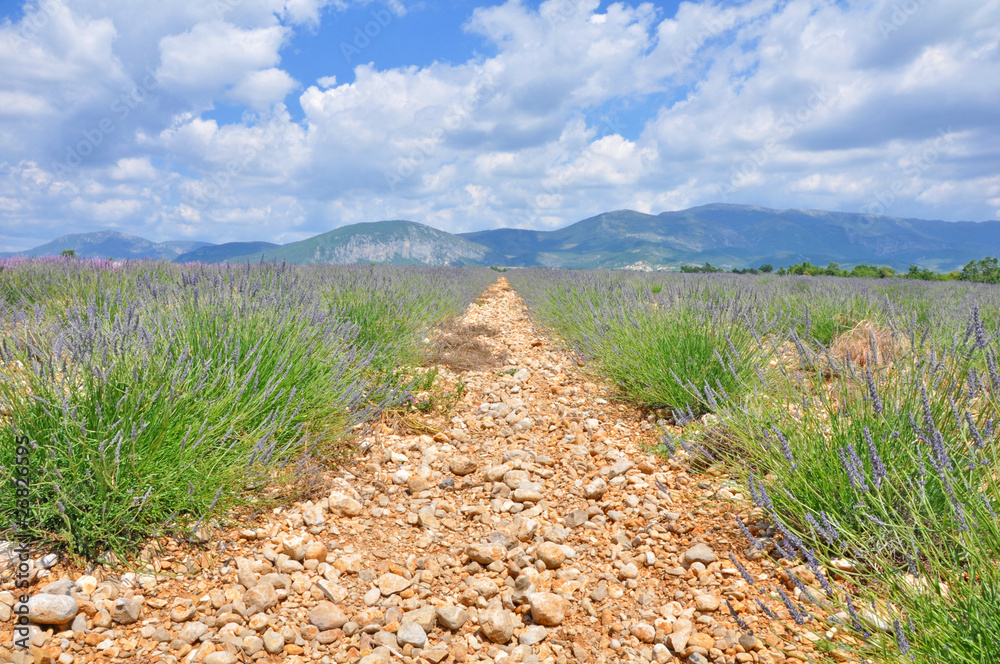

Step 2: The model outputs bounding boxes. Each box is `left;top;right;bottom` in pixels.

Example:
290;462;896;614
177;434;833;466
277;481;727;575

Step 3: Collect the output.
959;256;1000;283
60;249;76;258
508;271;759;414
904;264;945;281
0;260;493;559
512;268;1000;662
680;262;724;273
775;260;898;278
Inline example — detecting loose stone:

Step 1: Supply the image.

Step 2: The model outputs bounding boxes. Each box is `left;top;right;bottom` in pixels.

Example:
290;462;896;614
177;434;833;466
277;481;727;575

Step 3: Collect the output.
694;594;720;612
450;456;478;476
243;582;279;614
309;601;348;630
536;542;566;569
329;492;363;517
437;606;469;630
519;625;548;645
683;543;716;566
376;572;411;596
479;601;515;644
529;592;566;626
396;622;427;648
27;594;78;625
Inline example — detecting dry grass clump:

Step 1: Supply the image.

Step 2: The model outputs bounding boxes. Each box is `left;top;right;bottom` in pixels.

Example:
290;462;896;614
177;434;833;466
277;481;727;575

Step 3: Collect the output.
826;319;910;374
428;322;508;371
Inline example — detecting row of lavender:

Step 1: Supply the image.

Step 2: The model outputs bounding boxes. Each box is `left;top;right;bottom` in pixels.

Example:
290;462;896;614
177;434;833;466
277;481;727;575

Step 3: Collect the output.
0;258;494;559
509;269;1000;663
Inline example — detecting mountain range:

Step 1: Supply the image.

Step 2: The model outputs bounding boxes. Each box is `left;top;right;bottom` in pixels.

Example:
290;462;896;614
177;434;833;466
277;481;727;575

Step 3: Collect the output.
1;230;211;261
4;204;998;271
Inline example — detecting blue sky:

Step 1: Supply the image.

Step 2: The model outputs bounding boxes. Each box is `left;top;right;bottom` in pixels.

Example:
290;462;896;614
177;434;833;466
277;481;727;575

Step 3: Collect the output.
0;0;998;250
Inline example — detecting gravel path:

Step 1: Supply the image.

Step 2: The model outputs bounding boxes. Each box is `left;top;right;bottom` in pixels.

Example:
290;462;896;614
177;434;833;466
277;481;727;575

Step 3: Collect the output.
1;278;813;664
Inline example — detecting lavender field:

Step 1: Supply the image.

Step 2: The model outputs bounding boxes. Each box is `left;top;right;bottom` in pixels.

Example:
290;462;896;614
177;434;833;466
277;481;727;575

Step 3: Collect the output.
0;258;493;559
5;259;998;663
509;269;1000;664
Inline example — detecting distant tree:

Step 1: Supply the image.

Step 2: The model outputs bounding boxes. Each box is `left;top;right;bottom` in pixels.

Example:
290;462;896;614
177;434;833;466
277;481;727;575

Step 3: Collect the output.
905;264;942;281
759;264;773;273
846;264;895;278
680;262;723;273
960;257;1000;284
790;261;812;275
60;249;76;258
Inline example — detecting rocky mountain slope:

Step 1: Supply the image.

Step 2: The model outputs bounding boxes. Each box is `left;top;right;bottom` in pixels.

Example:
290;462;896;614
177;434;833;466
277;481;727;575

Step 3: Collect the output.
249;221;489;266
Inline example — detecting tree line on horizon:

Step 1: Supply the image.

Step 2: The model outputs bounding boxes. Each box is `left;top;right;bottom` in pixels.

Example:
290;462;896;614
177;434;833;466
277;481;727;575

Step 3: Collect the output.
32;250;1000;284
682;256;1000;283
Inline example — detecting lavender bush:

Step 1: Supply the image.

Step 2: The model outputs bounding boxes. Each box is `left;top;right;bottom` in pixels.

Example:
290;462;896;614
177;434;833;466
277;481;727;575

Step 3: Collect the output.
508;270;765;414
509;269;1000;663
0;259;492;559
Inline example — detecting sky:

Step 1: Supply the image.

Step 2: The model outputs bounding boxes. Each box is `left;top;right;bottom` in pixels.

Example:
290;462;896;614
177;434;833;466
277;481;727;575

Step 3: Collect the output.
0;0;998;250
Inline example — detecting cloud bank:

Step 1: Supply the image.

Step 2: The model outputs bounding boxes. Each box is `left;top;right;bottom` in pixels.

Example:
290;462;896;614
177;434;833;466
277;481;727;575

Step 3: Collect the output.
1;0;998;250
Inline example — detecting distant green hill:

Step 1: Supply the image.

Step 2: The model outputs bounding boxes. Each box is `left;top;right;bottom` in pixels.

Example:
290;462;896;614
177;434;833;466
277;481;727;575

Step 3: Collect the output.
1;230;211;260
252;220;490;266
175;241;278;263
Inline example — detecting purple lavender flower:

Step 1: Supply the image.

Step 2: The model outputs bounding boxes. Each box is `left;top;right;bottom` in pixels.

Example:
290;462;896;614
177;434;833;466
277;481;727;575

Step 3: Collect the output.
839;444;869;491
754;364;769;389
865;512;889;528
968;304;988;350
914;444;928;488
968;367;981;400
863;426;887;489
893;617;912;658
755;598;778;621
703;381;720;411
948;394;961;428
786;571;817;604
734;515;761;549
807;511;842;546
904;552;919;577
979;492;998;519
864;369;883;415
966;411;986;449
845;594;871;639
772;426;797;470
771;515;807;556
773;537;796;560
725;599;753;634
728;552;755;585
775;587;806;625
747;472;772;510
